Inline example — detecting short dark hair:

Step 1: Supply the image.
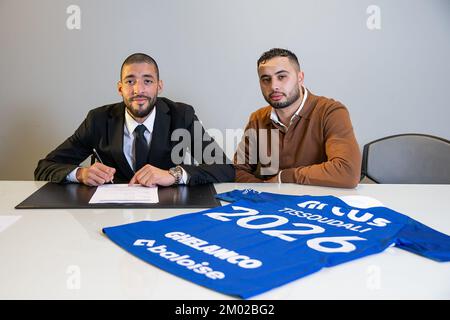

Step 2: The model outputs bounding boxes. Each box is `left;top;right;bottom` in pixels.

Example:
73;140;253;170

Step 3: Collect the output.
120;53;159;80
257;48;300;70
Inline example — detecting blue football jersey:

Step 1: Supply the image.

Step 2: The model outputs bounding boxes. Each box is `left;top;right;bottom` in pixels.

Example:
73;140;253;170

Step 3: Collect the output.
103;189;450;298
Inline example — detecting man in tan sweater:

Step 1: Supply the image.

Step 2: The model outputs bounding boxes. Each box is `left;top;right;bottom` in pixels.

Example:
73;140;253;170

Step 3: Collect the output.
234;48;361;188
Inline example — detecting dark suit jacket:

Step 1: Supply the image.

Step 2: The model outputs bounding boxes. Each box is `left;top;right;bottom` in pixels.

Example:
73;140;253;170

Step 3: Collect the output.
34;97;235;185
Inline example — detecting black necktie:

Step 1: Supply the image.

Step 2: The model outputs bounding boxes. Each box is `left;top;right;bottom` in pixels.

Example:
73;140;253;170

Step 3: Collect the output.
134;124;148;171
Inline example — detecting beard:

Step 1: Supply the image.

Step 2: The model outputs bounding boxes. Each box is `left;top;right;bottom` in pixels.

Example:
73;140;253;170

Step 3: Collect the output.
124;95;157;119
264;85;301;109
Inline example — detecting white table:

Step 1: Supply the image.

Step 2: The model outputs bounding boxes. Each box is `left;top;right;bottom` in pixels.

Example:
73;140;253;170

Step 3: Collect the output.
0;181;449;299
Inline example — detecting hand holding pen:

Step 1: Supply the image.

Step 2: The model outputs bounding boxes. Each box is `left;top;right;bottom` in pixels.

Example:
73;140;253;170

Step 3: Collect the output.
92;148;115;184
75;148;115;186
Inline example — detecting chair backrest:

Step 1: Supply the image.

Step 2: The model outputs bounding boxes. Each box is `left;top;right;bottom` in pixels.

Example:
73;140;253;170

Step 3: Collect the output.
362;134;450;184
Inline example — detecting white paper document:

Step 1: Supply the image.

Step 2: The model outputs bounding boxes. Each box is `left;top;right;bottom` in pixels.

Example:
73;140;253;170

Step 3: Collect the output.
89;184;159;203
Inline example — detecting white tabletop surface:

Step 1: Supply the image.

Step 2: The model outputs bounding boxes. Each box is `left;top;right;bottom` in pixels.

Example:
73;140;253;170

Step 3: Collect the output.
0;181;449;299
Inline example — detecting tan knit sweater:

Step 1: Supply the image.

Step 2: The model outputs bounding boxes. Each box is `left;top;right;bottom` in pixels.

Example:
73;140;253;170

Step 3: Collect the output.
234;90;361;188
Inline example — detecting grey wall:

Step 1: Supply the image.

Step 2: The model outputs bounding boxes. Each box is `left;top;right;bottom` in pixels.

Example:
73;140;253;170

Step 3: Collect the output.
1;0;449;180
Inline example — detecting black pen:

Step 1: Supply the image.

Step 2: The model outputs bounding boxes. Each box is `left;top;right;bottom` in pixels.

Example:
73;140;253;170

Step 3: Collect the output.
93;148;114;184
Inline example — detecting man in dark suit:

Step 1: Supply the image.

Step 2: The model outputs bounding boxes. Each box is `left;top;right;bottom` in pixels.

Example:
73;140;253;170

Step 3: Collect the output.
34;53;234;186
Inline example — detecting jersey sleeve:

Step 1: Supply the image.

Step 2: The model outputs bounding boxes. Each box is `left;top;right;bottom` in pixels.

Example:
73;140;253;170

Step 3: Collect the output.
394;218;450;262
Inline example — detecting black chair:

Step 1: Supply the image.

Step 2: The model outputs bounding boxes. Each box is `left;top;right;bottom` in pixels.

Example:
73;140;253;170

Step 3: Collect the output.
361;133;450;184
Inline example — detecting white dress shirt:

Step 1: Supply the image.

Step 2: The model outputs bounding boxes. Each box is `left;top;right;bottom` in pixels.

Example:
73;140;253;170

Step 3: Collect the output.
123;107;155;172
